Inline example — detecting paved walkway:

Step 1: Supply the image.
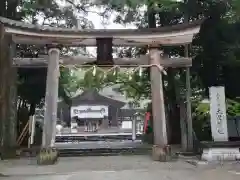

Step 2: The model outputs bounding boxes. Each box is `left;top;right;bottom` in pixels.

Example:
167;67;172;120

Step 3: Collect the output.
1;155;240;180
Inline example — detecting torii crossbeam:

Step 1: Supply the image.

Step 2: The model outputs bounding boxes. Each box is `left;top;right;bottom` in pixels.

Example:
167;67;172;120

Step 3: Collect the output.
13;56;192;67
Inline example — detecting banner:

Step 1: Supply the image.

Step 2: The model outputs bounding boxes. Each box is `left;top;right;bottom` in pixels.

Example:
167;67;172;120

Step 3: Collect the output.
71;105;108;119
209;86;228;141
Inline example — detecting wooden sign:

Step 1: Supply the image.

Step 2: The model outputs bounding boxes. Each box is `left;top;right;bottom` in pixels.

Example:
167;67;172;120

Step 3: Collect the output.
96;38;114;65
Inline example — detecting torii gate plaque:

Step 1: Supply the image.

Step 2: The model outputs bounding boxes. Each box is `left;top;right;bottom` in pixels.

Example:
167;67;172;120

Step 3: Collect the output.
0;16;202;163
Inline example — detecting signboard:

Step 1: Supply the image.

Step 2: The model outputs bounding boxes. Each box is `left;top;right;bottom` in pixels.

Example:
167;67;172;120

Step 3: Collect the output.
209;86;228;141
71;105;108;119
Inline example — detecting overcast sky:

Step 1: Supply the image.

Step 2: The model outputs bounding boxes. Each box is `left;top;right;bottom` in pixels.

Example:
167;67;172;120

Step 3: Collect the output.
86;6;139;54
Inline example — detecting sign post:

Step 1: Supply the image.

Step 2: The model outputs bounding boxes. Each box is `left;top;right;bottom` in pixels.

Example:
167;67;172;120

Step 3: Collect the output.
209;86;228;142
71;105;108;119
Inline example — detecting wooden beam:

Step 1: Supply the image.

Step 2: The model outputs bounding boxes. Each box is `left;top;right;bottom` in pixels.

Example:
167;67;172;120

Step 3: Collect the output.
1;17;202;46
12;34;196;47
13;55;192;68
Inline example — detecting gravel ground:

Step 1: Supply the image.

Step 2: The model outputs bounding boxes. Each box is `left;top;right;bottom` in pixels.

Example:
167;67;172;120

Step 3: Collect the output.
1;155;240;180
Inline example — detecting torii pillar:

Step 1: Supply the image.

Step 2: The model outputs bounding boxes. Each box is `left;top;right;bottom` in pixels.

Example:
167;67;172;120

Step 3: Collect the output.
149;47;170;161
42;47;60;148
38;46;60;165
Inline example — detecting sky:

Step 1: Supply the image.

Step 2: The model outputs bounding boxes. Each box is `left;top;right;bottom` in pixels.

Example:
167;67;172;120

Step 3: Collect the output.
84;7;136;54
56;1;139;29
86;8;136;29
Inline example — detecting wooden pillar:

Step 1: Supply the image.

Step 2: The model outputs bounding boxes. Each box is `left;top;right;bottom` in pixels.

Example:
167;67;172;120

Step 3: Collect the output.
109;106;118;127
102;116;108;129
7;41;18;151
0;26;8;153
180;99;188;151
0;26;18;158
132;116;136;141
185;45;193;151
149;48;170;161
42;47;60;148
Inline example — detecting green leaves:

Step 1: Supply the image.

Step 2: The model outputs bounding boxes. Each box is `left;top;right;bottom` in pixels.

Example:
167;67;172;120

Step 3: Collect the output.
82;67;106;91
64;66;151;102
108;68;151;100
231;0;240;20
226;99;240;117
192;98;240;120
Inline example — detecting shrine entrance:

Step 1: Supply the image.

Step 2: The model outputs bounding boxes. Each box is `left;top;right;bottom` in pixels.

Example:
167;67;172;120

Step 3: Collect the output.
0;16;202;163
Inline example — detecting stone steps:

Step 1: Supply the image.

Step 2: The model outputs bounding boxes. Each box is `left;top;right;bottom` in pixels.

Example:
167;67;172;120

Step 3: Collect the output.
18;141;151;157
55;134;142;143
18;146;151;157
58;147;151;157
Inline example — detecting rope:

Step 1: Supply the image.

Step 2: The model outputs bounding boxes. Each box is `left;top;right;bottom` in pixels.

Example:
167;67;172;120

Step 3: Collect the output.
58;64;167;76
15;64;167;75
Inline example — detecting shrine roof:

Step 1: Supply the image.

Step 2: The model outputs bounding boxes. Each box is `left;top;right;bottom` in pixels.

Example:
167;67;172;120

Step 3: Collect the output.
0;16;203;46
71;89;125;108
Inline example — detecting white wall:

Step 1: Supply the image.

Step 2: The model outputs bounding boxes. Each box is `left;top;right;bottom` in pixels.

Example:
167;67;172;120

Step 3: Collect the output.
121;121;132;129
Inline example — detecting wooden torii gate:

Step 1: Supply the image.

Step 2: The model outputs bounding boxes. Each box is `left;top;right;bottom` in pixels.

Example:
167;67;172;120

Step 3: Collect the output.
0;16;202;163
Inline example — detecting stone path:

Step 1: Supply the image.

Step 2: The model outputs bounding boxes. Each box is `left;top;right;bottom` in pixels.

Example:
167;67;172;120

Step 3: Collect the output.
1;155;240;180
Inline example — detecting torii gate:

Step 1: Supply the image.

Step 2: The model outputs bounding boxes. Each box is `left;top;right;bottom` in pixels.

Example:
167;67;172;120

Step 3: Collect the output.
0;16;202;163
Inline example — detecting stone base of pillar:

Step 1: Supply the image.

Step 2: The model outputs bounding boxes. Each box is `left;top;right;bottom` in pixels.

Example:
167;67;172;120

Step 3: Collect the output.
152;145;172;162
201;148;240;161
37;147;59;165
